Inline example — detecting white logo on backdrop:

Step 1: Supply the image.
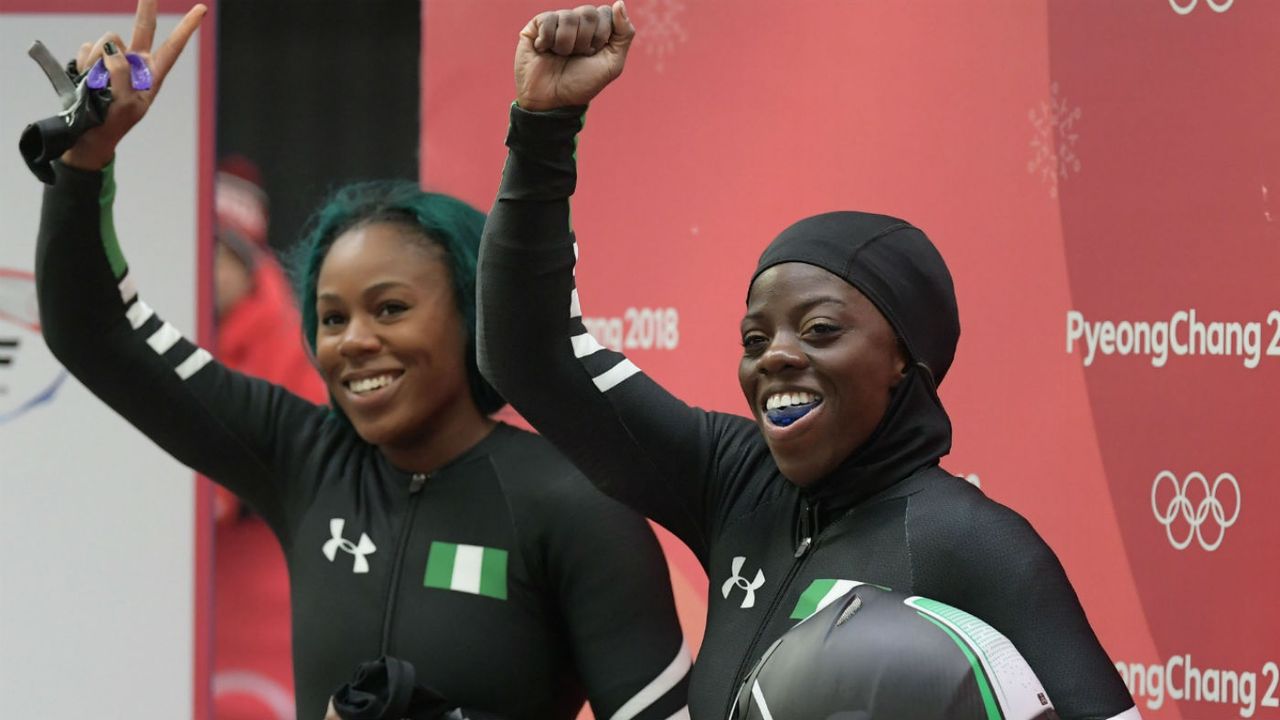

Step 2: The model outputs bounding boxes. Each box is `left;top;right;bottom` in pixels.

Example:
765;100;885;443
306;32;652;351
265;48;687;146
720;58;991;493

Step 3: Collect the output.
212;670;294;720
1028;82;1082;199
322;518;377;573
0;270;68;425
1151;471;1241;551
1169;0;1235;15
721;556;766;609
634;0;687;73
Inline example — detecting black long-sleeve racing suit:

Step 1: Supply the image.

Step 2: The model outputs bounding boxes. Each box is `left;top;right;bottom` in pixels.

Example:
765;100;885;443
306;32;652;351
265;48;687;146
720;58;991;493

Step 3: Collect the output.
477;105;1139;720
36;161;690;720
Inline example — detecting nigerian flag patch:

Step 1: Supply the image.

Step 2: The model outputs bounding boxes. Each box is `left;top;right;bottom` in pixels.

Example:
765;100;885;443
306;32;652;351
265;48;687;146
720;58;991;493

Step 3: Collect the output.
791;579;868;620
423;541;508;600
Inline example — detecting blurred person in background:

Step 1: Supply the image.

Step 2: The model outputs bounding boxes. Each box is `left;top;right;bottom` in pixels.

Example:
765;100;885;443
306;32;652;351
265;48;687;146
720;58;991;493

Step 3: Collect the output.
213;157;325;719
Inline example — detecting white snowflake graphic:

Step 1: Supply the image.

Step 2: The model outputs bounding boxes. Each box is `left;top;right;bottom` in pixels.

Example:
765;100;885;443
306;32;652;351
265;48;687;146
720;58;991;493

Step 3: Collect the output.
633;0;687;73
1027;82;1082;199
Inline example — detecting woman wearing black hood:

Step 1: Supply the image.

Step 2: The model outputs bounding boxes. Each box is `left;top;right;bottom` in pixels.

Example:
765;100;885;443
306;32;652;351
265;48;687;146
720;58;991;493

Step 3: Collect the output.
478;4;1139;720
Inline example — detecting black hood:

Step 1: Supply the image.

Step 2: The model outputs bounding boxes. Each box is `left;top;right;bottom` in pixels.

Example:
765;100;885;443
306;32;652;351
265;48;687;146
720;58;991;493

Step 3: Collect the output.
750;211;959;509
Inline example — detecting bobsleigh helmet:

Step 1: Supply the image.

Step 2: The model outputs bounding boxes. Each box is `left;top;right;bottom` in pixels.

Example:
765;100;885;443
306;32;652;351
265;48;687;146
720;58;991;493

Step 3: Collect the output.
730;583;1060;720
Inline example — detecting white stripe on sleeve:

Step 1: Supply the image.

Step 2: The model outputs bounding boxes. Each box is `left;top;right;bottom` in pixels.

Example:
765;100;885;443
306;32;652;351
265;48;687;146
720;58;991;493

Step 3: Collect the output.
174;348;213;380
608;640;692;720
146;322;182;355
592;359;640;392
570;332;605;359
125;300;155;330
118;273;138;304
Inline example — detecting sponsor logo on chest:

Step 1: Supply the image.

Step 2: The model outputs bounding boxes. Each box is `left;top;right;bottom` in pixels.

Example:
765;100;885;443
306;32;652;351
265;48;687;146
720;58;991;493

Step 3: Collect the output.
322;518;376;574
721;556;766;609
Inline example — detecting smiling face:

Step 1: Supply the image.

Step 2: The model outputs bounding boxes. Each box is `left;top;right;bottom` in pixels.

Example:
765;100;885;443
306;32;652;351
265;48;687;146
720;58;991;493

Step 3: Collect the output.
739;262;907;487
314;222;478;455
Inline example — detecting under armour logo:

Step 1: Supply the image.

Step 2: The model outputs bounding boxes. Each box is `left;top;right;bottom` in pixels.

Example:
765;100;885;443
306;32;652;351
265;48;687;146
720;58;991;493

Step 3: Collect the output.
721;556;765;609
322;518;376;573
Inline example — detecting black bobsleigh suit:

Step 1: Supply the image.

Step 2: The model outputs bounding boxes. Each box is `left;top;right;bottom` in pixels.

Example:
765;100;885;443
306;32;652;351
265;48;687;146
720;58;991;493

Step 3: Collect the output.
35;161;690;720
477;105;1138;720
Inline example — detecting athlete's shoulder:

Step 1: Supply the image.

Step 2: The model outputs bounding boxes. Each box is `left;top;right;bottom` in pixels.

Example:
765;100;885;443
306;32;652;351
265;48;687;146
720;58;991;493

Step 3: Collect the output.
483;424;656;539
285;410;383;489
702;410;784;501
482;424;612;500
483;423;579;477
904;468;1055;576
905;467;1030;523
704;409;768;454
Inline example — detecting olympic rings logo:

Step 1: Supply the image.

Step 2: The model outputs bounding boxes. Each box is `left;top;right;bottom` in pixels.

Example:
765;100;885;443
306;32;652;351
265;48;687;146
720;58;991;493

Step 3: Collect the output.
1151;471;1241;551
1169;0;1234;15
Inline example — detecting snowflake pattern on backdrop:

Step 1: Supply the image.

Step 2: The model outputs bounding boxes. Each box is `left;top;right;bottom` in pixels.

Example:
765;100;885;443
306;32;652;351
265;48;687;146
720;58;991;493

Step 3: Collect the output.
1027;82;1082;199
633;0;687;73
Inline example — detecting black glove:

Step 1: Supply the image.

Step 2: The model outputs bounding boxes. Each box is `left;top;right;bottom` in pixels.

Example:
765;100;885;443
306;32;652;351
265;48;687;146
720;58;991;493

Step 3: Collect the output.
330;656;457;720
18;42;113;185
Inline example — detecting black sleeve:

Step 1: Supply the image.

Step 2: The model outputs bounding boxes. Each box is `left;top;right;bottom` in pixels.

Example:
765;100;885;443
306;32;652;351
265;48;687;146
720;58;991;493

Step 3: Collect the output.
477;104;755;563
907;490;1138;720
540;475;690;720
35;161;327;539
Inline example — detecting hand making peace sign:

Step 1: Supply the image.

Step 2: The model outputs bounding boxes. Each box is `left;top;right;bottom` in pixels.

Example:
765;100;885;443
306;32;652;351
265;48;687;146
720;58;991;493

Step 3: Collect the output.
62;0;207;170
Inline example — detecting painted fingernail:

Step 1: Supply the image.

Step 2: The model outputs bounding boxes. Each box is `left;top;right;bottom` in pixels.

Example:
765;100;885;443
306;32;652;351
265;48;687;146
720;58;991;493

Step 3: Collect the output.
104;41;117;56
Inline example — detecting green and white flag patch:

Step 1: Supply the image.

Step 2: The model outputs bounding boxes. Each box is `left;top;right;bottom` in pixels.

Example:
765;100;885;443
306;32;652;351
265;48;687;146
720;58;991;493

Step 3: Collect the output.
791;579;879;620
423;541;508;600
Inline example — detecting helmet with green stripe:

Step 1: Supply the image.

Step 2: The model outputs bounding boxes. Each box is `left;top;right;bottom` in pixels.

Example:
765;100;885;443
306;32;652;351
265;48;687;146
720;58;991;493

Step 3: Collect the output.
730;583;1060;720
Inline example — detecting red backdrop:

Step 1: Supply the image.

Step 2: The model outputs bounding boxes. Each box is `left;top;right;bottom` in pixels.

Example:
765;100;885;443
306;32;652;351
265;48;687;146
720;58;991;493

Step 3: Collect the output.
421;2;1280;718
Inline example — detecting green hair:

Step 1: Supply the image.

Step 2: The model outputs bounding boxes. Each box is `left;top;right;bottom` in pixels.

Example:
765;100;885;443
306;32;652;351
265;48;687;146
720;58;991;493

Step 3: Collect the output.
289;180;505;417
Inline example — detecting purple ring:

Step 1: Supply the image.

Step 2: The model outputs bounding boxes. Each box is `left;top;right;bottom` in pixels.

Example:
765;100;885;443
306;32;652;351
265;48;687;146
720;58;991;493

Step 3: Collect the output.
85;53;153;91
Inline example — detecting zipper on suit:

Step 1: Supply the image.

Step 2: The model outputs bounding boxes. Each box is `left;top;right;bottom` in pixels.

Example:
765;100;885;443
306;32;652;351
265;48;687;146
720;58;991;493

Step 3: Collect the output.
794;496;818;559
724;496;824;719
379;471;430;655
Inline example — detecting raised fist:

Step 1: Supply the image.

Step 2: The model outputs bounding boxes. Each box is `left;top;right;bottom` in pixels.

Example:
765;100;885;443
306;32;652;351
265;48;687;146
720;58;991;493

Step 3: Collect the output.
515;1;635;111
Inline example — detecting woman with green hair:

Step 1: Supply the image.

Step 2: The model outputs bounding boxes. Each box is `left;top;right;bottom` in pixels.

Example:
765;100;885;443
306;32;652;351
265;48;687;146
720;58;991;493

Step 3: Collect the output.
31;4;689;719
